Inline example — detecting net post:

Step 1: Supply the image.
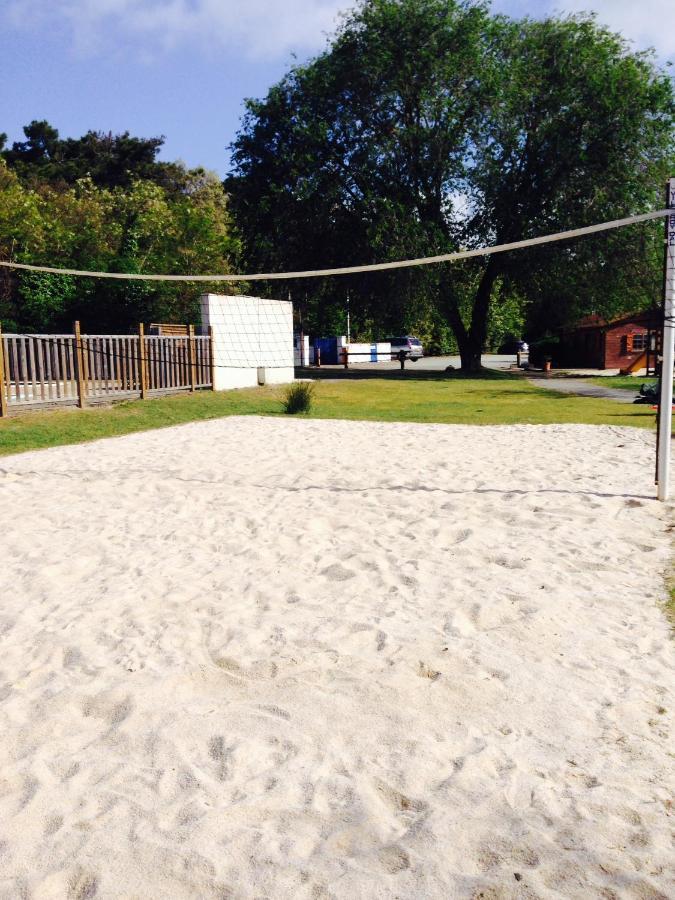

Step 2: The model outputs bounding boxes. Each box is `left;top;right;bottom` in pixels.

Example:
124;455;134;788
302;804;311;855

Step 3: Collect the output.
657;177;675;501
208;325;216;390
188;324;196;393
73;320;87;408
138;323;148;399
0;324;7;417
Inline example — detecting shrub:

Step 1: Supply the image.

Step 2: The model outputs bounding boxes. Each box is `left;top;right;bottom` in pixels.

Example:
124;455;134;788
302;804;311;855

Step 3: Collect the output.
528;335;561;368
281;381;314;414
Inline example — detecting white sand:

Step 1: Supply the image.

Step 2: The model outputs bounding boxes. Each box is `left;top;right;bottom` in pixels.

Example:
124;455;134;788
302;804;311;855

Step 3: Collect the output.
0;417;673;899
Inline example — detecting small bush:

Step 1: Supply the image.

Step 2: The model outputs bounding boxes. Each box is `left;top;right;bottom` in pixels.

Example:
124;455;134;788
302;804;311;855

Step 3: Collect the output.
281;381;314;414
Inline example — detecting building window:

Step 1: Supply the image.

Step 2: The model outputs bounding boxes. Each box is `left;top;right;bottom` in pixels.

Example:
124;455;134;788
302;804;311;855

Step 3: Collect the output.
632;333;647;352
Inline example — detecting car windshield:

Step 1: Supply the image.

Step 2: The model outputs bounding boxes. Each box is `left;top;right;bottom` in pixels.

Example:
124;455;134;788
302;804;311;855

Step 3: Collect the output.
409;338;421;346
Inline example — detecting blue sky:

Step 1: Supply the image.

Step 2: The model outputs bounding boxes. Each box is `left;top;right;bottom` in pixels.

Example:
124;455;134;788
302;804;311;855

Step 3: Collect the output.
1;0;672;177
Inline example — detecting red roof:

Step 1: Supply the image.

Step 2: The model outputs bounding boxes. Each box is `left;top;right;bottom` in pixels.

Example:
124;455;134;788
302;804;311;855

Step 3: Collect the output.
567;309;659;332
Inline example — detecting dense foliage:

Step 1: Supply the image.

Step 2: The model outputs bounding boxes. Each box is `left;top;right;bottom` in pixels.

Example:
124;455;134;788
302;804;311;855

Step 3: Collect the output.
0;124;239;333
228;0;675;369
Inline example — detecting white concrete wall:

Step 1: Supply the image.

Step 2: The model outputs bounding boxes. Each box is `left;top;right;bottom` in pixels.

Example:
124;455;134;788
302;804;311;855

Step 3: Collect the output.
200;293;295;390
348;342;372;362
347;342;392;362
294;335;310;367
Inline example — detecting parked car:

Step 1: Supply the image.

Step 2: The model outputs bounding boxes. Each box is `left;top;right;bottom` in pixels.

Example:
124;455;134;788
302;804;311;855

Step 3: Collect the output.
387;336;424;361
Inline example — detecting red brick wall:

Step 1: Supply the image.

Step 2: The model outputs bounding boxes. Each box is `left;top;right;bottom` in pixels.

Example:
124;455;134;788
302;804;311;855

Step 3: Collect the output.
604;323;648;369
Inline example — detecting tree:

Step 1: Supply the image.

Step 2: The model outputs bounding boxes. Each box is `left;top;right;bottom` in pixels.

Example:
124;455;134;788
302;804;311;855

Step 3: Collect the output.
0;160;240;332
2;120;185;190
228;0;675;370
4;120;61;169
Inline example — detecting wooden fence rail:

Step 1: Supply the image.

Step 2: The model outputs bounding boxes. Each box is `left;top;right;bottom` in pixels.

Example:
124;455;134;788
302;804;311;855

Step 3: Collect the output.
0;322;213;416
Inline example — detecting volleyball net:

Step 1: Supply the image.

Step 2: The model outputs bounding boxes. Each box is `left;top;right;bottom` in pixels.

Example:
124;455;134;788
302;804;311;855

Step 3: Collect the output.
1;204;672;377
1;199;674;493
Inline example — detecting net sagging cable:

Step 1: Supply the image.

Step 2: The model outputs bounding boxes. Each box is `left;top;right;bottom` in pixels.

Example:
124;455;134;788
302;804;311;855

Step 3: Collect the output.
4;207;671;371
0;208;670;283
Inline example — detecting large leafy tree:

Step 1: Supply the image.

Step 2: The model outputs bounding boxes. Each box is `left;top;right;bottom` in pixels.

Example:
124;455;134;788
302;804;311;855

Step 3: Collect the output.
228;0;675;370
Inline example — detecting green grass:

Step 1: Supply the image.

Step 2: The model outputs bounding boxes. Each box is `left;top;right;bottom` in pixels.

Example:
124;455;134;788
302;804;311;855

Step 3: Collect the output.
585;375;658;391
0;374;658;458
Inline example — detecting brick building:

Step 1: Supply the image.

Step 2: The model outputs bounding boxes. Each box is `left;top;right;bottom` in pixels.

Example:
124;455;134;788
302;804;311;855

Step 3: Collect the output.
558;310;659;371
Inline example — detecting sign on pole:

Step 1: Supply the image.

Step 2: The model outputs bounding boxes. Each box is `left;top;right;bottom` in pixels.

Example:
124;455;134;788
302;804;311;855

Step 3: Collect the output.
657;178;675;501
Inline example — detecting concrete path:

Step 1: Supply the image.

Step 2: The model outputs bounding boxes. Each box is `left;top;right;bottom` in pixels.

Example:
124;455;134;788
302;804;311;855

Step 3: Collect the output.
526;375;638;403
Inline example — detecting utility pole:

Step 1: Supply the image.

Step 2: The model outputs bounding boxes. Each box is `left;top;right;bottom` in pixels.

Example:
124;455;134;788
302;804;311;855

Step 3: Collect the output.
657;177;675;501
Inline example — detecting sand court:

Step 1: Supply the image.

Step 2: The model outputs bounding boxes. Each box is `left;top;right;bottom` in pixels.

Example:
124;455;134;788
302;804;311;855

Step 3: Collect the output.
0;417;673;898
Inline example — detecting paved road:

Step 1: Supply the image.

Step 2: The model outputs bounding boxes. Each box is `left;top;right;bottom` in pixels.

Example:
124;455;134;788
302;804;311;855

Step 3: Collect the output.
310;354;516;374
525;376;639;403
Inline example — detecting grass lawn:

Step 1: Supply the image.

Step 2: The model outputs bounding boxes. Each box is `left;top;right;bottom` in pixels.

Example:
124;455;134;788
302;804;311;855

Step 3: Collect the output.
0;373;658;458
585;375;659;391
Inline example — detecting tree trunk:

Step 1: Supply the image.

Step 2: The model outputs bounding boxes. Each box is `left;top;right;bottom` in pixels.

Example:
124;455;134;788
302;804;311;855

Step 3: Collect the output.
468;256;500;365
458;342;483;372
440;259;500;373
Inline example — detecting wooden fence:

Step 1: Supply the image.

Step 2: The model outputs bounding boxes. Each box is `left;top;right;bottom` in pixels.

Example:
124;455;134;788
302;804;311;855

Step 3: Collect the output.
0;322;214;416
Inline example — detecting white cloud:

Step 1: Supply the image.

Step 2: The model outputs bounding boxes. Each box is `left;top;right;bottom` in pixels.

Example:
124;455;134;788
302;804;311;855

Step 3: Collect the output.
5;1;674;63
561;0;674;59
4;0;352;60
493;0;674;60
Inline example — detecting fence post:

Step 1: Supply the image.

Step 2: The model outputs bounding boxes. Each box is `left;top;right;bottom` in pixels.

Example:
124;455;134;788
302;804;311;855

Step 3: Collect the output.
73;320;87;408
0;325;7;417
208;325;216;390
138;323;148;399
188;324;196;393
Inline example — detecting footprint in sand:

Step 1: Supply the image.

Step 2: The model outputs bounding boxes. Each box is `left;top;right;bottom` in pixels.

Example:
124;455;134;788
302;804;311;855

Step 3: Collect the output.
44;814;64;836
476;838;540;874
320;563;355;582
67;869;98;900
374;778;428;821
82;694;134;729
378;844;410;873
214;657;278;680
208;736;234;781
492;555;527;570
257;704;291;720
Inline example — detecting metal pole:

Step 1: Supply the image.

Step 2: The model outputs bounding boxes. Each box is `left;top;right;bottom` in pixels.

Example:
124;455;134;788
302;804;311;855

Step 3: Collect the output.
208;325;216;390
188;324;196;393
346;292;351;345
657;177;675;501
